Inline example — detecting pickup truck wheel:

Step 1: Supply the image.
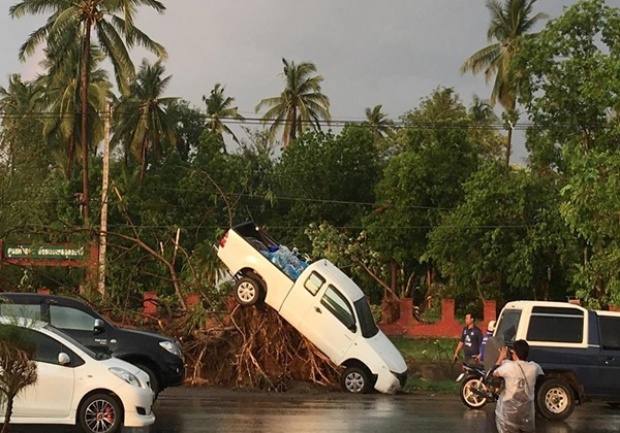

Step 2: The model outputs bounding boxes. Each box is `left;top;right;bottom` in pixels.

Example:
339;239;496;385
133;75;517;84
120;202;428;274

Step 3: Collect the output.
234;277;262;306
340;367;372;394
459;376;488;409
537;378;575;421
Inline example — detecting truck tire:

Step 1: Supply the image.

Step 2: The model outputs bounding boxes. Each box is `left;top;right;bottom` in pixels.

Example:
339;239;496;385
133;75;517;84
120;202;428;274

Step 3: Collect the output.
536;377;575;421
340;366;372;394
234;277;263;306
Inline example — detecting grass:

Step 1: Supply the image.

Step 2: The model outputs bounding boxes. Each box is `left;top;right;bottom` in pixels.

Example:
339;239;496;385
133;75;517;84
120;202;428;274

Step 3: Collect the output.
389;336;461;394
390;336;455;362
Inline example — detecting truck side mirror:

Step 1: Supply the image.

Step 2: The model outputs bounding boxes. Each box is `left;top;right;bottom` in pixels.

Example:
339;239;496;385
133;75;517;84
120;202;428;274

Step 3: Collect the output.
58;352;70;365
93;318;105;335
347;322;357;333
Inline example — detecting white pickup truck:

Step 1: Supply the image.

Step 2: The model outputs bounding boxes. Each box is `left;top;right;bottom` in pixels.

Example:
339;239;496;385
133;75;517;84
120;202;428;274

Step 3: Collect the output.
217;222;408;394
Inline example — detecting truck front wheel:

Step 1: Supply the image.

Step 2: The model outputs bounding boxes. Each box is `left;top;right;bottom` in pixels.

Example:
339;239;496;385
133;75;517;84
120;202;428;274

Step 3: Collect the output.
234;277;263;306
536;378;575;421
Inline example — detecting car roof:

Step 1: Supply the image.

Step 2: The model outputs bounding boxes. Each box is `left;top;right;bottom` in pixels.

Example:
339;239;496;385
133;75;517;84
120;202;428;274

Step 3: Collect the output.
305;259;365;301
0;292;90;308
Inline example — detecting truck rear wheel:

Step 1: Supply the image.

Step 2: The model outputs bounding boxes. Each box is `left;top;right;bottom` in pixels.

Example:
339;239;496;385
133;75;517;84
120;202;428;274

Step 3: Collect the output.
536;378;575;421
234;277;263;306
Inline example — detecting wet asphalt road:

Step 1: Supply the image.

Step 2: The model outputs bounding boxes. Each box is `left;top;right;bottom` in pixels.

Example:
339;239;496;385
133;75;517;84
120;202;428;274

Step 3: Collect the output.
10;386;620;433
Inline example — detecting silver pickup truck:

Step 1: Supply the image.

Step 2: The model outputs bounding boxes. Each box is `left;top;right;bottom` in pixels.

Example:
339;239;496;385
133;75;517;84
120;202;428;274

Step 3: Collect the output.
217;222;408;394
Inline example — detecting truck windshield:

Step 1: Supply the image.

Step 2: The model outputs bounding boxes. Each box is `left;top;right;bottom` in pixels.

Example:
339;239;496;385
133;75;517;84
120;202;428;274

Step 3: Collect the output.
496;309;521;345
354;298;379;338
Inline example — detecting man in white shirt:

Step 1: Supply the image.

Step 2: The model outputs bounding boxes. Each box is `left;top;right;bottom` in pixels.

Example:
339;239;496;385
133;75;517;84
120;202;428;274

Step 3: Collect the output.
493;340;544;433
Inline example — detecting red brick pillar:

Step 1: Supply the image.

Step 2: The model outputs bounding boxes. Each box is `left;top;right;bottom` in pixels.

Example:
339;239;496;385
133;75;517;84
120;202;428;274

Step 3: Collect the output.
399;298;413;327
143;292;158;316
442;299;456;323
37;287;51;295
483;300;497;322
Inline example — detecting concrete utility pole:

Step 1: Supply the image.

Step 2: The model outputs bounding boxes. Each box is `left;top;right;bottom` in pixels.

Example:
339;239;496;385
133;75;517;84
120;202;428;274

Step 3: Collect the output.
97;103;111;296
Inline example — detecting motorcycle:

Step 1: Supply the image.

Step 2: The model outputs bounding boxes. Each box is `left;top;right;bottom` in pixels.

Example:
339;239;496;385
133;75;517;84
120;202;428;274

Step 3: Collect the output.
456;362;501;409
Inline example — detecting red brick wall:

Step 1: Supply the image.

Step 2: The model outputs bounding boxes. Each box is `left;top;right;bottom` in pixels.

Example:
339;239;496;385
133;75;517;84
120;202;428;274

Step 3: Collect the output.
379;298;496;338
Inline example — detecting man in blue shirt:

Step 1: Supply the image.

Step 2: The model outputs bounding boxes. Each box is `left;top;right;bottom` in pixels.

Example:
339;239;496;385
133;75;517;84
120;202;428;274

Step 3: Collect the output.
453;312;483;364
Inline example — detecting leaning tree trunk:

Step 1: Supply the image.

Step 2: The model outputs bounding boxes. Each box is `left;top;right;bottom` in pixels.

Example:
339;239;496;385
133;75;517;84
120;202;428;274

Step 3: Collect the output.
505;127;513;167
2;396;14;433
80;25;93;224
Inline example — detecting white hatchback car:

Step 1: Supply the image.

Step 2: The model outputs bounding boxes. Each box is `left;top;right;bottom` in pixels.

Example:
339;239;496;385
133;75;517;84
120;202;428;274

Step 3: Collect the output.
0;319;155;433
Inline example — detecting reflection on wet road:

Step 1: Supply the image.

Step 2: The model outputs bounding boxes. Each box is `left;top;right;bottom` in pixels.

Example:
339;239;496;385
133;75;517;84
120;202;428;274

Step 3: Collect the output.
9;387;620;433
148;387;620;433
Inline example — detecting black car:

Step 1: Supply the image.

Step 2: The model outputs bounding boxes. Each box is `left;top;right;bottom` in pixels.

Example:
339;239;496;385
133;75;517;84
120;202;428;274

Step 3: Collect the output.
0;292;185;395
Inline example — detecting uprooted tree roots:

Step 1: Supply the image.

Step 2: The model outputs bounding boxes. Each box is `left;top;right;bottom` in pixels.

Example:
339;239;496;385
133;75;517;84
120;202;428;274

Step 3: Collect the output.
163;303;340;392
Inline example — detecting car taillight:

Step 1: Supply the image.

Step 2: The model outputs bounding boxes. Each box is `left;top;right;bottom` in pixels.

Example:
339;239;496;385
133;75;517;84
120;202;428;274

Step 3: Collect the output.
220;231;229;248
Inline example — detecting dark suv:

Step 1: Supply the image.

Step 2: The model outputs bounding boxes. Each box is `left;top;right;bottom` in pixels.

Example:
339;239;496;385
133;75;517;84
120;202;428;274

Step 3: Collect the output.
0;292;185;395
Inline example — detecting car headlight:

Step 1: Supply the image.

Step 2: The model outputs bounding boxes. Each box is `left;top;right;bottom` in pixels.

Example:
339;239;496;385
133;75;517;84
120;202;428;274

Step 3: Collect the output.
110;367;140;387
160;340;183;359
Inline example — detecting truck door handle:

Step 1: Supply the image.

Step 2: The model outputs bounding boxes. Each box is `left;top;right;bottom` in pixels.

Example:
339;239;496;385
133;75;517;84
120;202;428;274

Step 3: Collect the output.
314;307;322;314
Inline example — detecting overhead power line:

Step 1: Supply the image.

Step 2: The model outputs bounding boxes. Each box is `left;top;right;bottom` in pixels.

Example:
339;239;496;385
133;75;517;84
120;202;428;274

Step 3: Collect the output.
0;110;613;131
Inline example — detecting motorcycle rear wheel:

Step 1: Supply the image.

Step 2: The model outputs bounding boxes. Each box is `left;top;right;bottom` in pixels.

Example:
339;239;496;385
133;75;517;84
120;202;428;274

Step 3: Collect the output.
460;376;488;409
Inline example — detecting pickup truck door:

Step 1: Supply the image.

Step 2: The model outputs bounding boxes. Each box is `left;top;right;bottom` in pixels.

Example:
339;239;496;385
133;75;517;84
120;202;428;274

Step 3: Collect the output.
279;270;325;329
295;284;355;364
597;315;620;398
48;304;114;356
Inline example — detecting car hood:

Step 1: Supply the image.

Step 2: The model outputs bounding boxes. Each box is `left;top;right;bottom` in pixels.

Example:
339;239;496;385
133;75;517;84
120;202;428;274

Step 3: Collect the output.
367;331;408;373
117;327;175;343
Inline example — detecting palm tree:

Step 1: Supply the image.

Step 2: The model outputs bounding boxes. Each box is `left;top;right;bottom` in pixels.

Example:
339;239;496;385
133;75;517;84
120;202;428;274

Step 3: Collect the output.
0;74;44;166
460;0;547;165
10;0;168;224
202;83;245;145
468;94;498;123
255;58;331;147
37;43;112;178
363;104;395;142
113;59;177;182
0;326;37;433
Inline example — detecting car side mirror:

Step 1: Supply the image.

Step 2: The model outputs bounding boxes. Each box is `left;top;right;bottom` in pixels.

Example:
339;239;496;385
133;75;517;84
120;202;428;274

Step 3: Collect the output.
58;352;70;365
93;318;105;335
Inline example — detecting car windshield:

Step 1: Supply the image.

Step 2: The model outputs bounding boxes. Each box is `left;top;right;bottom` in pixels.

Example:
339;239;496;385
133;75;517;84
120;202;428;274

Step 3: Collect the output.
496;309;521;345
354;298;379;338
43;324;109;360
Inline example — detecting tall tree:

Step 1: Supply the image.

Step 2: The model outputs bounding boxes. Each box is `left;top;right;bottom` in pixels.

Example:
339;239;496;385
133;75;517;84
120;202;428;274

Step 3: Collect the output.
113;59;178;182
363;104;395;142
0;74;44;167
10;0;168;224
255;59;331;147
37;43;112;178
202;83;244;146
460;0;547;166
468;94;498;123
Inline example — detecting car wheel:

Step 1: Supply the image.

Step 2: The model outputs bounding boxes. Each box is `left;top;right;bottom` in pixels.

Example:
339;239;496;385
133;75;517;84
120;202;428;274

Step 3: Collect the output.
135;363;160;396
459;376;488;409
536;378;575;421
234;277;263;306
79;393;123;433
340;366;372;394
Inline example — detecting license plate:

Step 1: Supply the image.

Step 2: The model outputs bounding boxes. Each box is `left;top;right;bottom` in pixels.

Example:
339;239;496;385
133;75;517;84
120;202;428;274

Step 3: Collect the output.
456;373;465;382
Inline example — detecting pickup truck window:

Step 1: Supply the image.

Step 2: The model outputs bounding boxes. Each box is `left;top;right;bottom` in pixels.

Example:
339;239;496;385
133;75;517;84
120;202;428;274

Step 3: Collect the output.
0;304;41;321
526;307;584;343
354;298;379;338
496;309;522;343
304;272;325;296
321;285;355;330
599;316;620;350
50;305;96;331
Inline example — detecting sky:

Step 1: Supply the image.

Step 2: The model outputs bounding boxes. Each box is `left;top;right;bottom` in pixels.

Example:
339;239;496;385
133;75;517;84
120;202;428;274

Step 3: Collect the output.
0;0;609;163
